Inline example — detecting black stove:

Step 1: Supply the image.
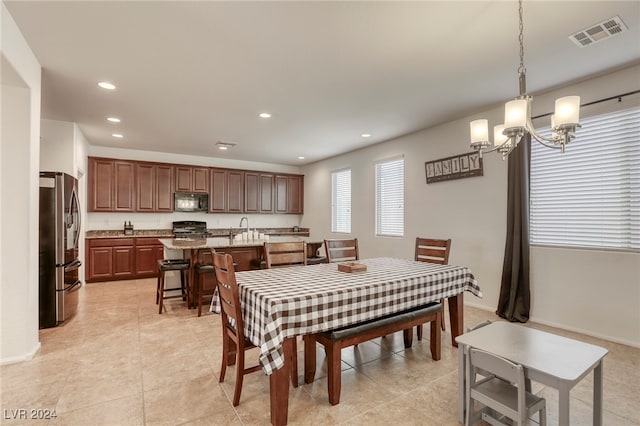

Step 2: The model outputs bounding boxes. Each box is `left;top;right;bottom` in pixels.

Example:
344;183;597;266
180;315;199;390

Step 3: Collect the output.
172;221;212;239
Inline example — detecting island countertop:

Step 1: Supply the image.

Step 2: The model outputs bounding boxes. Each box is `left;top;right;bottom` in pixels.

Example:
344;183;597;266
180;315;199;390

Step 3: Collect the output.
158;236;320;250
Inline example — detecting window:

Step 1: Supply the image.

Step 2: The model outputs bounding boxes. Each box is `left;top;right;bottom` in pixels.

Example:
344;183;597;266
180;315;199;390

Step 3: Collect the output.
530;104;640;250
375;157;404;237
331;169;351;233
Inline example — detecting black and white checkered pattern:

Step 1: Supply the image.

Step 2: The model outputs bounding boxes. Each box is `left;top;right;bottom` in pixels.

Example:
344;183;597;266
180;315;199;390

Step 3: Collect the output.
212;257;482;375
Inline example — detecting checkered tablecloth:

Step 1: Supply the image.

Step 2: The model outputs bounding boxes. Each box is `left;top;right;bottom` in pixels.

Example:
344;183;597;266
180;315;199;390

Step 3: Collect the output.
211;257;482;375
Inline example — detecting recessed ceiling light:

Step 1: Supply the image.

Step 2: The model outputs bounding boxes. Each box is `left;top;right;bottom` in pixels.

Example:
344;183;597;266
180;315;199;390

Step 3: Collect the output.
98;81;116;90
259;112;271;118
215;141;236;150
112;133;123;138
298;156;305;160
361;133;371;138
107;117;121;123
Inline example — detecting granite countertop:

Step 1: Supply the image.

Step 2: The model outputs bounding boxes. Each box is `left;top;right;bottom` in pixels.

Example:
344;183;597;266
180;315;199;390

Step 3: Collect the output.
85;228;310;239
158;236;320;250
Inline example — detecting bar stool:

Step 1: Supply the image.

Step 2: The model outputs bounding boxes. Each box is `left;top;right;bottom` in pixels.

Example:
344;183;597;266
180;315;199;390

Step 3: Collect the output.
156;259;190;314
195;263;215;317
194;256;238;317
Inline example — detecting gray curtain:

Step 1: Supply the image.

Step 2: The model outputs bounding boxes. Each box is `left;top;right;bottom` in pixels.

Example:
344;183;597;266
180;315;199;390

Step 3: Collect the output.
496;134;531;322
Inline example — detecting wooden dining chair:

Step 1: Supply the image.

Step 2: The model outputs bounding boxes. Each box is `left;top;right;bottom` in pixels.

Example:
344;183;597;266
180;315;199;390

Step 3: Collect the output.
465;347;546;426
263;242;305;386
324;238;359;263
213;252;298;406
263;241;307;268
213;252;261;406
415;237;451;337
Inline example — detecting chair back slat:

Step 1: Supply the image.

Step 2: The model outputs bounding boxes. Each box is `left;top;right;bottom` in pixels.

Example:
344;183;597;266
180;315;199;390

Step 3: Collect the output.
324;239;359;263
264;242;307;268
468;347;522;385
415;238;451;264
213;252;243;337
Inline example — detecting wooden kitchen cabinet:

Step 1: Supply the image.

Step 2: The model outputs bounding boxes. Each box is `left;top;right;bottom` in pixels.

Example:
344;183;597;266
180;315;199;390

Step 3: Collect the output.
210;169;244;213
86;238;135;282
225;246;262;271
114;161;135;211
227;170;244;213
113;245;135;278
136;163;173;212
88;158;135;212
275;174;304;214
175;166;209;193
88;156;303;214
245;172;273;213
156;165;174;211
134;238;165;276
89;158;115;211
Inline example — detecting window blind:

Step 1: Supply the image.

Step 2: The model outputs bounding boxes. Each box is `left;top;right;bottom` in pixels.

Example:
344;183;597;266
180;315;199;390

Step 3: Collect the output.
375;157;404;237
331;169;351;233
530;105;640;250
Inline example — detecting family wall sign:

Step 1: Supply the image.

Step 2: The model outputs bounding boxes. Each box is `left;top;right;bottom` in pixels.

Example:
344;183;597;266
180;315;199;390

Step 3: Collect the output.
425;152;483;184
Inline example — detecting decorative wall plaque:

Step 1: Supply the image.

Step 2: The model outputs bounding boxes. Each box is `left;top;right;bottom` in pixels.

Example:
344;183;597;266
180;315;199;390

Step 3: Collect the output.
425;152;483;184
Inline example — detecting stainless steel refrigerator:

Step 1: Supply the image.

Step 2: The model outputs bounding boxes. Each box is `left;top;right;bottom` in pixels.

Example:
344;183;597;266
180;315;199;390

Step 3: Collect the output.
39;172;82;328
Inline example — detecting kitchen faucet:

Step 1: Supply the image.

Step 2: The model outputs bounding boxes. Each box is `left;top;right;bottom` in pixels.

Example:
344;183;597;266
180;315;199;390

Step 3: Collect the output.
239;216;249;234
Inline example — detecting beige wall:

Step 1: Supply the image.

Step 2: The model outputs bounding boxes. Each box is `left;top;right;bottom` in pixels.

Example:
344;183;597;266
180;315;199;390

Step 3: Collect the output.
1;3;42;364
301;64;640;347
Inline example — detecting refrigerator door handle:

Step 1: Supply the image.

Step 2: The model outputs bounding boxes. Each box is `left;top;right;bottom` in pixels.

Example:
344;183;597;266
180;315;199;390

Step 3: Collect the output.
64;259;82;271
71;186;81;249
63;280;82;293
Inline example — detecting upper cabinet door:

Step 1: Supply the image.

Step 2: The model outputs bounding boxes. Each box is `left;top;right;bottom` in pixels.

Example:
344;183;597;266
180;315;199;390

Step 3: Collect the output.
136;163;155;212
209;169;227;213
227;171;244;213
259;174;274;213
275;176;288;214
175;166;208;192
274;175;304;214
114;161;135;211
193;167;209;193
155;165;174;211
175;167;193;192
287;175;303;214
89;158;114;211
244;172;260;213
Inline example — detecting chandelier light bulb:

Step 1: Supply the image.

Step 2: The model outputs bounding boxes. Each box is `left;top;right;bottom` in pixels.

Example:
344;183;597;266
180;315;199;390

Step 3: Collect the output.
554;96;581;126
494;124;508;147
504;99;528;129
470;119;489;144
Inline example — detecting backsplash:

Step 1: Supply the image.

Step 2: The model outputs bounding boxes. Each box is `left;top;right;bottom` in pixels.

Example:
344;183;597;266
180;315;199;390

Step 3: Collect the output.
86;212;301;232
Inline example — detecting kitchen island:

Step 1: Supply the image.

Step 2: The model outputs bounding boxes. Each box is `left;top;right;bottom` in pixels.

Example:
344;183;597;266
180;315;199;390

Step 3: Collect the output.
158;236;324;271
159;236;325;309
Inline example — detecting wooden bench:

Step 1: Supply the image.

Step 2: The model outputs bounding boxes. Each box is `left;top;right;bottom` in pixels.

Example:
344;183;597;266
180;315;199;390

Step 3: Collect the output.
304;302;442;405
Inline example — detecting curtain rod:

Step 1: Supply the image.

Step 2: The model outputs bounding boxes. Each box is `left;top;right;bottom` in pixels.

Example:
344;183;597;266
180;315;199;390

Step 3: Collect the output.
532;89;640;120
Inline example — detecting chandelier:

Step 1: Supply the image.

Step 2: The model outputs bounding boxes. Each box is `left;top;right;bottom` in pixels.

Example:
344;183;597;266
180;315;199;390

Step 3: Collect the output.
470;0;581;159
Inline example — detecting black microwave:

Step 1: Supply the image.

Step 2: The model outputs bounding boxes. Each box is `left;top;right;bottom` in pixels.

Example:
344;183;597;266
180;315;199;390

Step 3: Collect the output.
174;192;208;212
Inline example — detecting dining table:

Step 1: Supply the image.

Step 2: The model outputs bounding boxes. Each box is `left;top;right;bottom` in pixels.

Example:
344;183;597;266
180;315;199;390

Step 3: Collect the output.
456;321;609;426
211;256;482;425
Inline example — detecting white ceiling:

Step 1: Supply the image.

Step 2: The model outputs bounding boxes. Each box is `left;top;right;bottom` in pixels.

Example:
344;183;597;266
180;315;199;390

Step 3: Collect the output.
5;1;640;166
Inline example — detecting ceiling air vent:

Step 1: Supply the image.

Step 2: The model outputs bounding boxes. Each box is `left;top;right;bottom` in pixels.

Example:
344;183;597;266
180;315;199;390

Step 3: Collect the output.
569;16;628;47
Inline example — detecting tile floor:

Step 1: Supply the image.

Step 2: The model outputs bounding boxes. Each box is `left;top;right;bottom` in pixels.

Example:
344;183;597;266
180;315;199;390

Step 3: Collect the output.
1;278;639;425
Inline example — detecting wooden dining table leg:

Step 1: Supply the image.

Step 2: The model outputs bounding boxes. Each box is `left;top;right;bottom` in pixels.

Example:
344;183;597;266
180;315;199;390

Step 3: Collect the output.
448;293;464;347
304;335;317;384
270;337;292;426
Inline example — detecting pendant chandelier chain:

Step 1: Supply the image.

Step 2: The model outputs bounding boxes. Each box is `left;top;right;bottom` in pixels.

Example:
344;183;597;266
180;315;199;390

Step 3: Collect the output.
517;0;526;76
